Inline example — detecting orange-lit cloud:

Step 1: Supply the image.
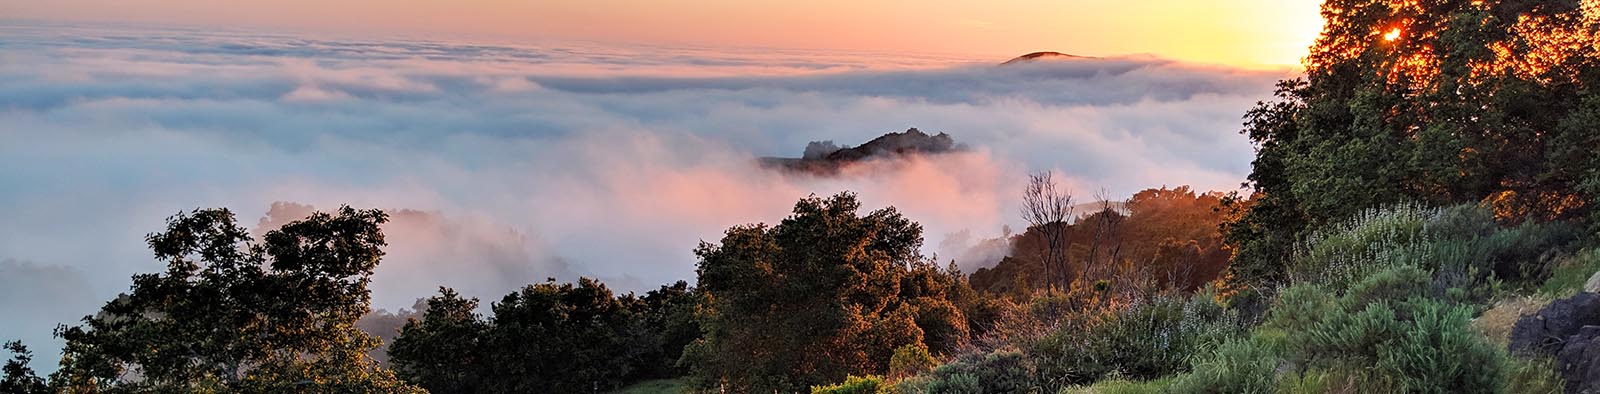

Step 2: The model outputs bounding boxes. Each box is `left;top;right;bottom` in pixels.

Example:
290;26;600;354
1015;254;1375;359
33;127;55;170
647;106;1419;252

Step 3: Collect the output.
5;0;1323;67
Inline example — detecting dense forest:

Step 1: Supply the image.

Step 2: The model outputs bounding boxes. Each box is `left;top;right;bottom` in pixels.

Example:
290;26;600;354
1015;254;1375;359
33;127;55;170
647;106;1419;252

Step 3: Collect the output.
5;0;1600;393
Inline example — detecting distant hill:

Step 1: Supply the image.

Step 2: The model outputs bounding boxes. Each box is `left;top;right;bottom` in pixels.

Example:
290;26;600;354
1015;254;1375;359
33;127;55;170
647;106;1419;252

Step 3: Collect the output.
1001;51;1090;65
760;128;961;175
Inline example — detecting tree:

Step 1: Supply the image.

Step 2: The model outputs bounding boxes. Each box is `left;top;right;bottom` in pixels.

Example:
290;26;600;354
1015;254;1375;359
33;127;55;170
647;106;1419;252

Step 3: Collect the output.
1228;0;1600;284
482;278;654;394
47;207;420;393
388;278;697;394
686;192;967;392
2;341;47;394
388;288;489;394
1020;172;1074;289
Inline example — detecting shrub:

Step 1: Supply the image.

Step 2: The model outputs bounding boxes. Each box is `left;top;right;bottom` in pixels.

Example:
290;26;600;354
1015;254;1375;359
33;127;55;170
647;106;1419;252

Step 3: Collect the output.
1263;266;1510;394
1028;292;1244;389
896;349;1034;394
812;375;894;394
1503;356;1564;394
1167;338;1279;394
1292;203;1435;289
1373;299;1505;393
1057;377;1172;394
1538;249;1600;297
889;344;937;379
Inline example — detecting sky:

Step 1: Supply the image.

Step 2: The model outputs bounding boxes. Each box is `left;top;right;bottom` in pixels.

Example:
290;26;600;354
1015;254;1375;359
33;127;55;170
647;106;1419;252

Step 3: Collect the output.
0;2;1320;371
1;0;1325;67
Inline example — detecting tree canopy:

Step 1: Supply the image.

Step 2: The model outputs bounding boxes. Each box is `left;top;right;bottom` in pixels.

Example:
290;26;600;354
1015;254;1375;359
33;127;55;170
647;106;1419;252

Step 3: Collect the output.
1228;0;1600;283
684;192;974;393
43;207;420;393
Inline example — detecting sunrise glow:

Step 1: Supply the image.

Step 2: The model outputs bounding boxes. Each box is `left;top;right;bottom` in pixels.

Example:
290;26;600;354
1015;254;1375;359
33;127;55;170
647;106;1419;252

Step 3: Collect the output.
5;0;1325;67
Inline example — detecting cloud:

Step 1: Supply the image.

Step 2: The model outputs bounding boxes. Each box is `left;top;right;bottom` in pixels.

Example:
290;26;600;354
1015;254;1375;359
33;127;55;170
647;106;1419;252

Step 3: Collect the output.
0;21;1291;370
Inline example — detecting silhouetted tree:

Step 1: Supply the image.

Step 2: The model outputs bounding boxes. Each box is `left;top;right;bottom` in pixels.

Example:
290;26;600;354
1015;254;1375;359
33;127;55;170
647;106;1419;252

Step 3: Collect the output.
1021;172;1074;289
1;341;47;394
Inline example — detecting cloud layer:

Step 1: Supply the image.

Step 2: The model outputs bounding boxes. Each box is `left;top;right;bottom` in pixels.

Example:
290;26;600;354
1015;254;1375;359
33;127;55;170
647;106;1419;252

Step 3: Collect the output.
0;21;1290;367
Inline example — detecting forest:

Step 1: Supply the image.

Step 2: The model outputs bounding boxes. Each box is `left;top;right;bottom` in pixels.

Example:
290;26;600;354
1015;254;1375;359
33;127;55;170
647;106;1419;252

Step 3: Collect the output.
4;0;1600;393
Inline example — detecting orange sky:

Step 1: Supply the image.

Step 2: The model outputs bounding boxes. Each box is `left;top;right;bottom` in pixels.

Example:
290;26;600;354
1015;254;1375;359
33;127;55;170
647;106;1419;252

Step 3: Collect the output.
2;0;1324;67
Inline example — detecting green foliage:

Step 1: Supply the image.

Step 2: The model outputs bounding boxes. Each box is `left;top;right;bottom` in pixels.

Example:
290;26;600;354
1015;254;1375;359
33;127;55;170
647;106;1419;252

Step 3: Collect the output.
1538;249;1600;297
389;278;700;394
1029;291;1245;388
608;378;694;394
1;341;47;394
1503;357;1564;394
889;344;937;379
46;207;421;393
388;288;489;394
1289;203;1574;299
1263;267;1509;394
812;375;896;394
689;193;971;392
1372;299;1505;393
1290;204;1435;289
897;349;1035;394
1167;338;1279;394
1058;377;1172;394
1226;0;1600;285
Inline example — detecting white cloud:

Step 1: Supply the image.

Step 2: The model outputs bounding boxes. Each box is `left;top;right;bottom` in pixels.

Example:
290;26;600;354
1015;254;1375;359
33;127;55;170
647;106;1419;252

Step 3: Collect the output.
0;21;1292;371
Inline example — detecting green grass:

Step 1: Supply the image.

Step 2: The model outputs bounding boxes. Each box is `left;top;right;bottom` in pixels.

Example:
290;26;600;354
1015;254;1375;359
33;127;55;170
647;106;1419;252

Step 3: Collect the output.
1538;249;1600;297
1059;377;1172;394
608;378;693;394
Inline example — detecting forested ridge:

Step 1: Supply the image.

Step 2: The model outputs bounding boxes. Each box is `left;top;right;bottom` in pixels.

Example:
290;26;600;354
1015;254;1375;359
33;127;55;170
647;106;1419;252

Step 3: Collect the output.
5;0;1600;393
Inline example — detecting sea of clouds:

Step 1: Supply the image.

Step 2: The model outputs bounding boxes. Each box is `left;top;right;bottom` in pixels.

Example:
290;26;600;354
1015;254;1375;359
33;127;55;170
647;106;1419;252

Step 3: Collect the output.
0;20;1294;368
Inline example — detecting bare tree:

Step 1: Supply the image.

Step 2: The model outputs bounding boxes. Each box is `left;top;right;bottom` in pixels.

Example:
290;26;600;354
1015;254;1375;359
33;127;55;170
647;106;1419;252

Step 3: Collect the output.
1084;189;1126;293
1020;172;1072;290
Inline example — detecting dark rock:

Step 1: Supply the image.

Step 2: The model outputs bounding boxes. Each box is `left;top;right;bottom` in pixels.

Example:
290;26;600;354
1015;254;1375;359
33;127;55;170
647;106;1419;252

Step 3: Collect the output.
1559;326;1600;393
1510;292;1600;357
759;128;962;175
1000;51;1088;65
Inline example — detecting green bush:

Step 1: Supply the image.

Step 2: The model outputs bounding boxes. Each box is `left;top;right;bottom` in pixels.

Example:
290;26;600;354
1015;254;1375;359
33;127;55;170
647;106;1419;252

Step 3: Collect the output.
1373;299;1505;393
1262;266;1509;394
897;349;1034;394
1294;203;1574;300
1504;356;1564;394
1292;203;1435;288
1057;377;1172;394
1539;249;1600;297
1029;292;1244;388
811;375;894;394
1167;338;1279;394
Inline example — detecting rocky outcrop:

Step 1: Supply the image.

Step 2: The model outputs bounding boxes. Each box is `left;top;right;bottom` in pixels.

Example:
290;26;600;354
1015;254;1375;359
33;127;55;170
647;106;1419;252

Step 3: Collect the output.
1509;292;1600;393
1000;51;1088;65
760;128;962;175
1558;326;1600;393
1511;292;1600;356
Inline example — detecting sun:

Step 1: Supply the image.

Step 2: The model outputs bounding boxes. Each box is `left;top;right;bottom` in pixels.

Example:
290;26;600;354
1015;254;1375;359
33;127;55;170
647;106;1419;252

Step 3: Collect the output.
1384;28;1402;41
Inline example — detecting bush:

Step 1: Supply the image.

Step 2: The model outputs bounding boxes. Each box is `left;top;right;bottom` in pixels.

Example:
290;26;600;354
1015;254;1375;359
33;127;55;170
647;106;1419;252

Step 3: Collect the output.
889;344;937;379
1503;356;1564;394
1373;299;1505;393
896;349;1034;394
1294;203;1575;300
1263;266;1510;394
1292;204;1435;289
812;375;894;394
1167;338;1279;394
1538;249;1600;297
1058;377;1172;394
1028;292;1244;388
